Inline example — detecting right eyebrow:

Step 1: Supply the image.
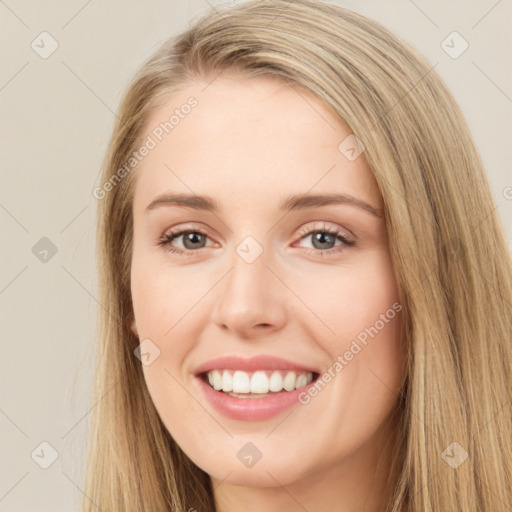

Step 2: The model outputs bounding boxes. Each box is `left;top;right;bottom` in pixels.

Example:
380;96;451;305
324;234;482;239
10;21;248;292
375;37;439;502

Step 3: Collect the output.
146;193;219;212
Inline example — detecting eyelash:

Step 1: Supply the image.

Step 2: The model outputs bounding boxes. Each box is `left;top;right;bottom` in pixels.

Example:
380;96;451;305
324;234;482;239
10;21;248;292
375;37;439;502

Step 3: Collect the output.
155;224;356;258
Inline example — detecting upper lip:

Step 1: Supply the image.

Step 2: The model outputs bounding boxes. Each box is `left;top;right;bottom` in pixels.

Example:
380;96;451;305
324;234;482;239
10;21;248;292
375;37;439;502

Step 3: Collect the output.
194;354;320;375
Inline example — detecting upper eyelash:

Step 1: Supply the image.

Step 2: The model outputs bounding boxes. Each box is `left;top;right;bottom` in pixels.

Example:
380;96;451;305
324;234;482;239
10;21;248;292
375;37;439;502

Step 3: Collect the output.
156;226;355;256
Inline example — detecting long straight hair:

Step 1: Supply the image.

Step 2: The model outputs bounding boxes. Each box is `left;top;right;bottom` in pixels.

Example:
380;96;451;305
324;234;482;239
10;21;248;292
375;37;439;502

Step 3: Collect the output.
84;1;512;510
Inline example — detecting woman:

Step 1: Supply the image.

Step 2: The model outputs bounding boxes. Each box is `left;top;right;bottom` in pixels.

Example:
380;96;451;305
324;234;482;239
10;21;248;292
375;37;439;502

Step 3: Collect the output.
85;1;512;510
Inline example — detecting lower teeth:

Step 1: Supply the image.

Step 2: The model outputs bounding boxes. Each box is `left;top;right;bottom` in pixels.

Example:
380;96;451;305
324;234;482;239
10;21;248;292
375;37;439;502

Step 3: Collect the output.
224;391;283;399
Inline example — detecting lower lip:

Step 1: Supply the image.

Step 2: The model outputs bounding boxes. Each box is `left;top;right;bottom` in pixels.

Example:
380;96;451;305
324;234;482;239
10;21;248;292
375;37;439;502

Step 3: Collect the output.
194;375;316;421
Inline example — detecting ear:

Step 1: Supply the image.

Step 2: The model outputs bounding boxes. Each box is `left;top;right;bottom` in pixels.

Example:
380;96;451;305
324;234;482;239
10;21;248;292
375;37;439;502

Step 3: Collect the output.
130;315;139;338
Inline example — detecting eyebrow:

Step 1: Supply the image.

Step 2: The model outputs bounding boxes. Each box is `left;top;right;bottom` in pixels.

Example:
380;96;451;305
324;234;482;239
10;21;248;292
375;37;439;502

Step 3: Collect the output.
145;192;383;218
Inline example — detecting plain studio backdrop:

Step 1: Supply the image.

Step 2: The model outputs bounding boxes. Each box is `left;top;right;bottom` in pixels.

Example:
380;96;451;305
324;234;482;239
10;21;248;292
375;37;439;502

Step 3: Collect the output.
0;1;511;510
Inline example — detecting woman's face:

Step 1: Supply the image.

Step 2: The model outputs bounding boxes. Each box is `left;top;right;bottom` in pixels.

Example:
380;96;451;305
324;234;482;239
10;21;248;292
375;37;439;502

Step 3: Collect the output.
130;75;406;488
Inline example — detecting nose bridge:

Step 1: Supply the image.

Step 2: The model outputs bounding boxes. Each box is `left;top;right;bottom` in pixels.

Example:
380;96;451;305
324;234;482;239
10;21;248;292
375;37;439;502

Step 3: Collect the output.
211;233;287;334
232;235;269;297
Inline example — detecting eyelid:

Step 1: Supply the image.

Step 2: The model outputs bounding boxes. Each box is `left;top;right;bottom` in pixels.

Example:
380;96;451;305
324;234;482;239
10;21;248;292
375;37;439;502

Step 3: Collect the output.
295;221;354;240
161;222;217;240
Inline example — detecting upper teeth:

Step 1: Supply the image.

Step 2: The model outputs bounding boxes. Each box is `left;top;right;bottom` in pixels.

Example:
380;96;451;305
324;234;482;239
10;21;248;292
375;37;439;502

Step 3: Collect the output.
206;369;314;394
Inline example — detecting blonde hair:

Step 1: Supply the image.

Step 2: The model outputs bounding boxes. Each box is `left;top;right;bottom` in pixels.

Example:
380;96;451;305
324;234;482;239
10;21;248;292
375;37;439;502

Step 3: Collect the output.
85;1;512;510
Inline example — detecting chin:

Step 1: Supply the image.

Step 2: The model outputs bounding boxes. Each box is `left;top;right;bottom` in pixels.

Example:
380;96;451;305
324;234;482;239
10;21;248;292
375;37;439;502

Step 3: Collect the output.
195;454;308;488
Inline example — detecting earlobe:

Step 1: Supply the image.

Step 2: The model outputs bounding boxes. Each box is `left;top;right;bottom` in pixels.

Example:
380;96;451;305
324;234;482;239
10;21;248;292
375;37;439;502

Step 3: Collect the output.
130;316;139;338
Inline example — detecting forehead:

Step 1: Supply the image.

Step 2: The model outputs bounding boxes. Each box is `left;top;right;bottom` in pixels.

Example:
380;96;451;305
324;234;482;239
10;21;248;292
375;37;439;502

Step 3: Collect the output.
132;76;381;213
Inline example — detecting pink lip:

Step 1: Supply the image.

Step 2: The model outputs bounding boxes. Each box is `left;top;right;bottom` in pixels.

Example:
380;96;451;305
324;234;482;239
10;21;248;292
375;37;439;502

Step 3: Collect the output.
193;354;319;375
192;354;320;421
194;374;318;421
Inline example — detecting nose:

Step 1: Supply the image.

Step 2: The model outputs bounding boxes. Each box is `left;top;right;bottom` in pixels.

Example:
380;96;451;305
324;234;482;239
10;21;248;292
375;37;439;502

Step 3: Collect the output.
211;245;288;339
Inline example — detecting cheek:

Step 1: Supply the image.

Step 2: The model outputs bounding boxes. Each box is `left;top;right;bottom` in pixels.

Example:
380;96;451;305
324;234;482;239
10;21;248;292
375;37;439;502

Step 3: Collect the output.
130;256;203;440
130;254;207;399
304;249;405;410
130;254;204;340
299;248;401;354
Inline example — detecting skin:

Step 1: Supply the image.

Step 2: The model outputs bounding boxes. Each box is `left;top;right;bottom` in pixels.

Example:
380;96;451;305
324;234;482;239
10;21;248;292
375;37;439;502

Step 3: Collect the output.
130;75;407;512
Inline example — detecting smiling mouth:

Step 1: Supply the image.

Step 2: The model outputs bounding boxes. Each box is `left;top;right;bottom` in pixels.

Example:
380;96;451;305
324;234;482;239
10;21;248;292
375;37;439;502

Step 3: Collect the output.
200;369;320;398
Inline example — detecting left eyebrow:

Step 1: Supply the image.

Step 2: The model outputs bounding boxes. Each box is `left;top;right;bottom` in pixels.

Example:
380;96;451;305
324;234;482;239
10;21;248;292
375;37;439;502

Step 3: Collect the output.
145;192;383;218
280;193;383;218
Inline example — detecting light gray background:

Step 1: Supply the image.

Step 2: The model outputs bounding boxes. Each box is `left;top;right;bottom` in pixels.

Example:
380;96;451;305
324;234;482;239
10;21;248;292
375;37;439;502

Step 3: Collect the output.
1;1;511;510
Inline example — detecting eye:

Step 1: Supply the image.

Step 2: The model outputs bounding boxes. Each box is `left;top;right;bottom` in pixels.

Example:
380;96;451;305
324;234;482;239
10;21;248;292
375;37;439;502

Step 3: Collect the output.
294;222;356;257
156;226;215;257
156;222;356;258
